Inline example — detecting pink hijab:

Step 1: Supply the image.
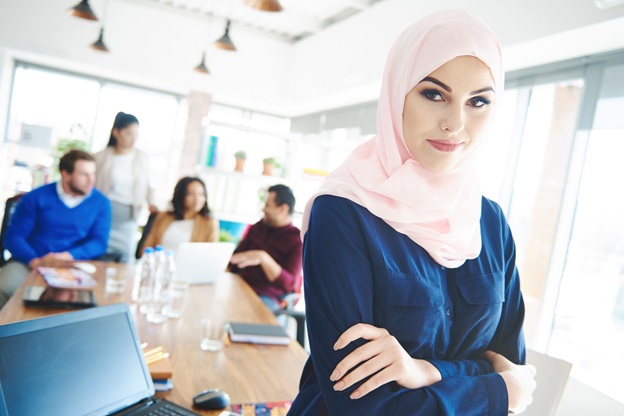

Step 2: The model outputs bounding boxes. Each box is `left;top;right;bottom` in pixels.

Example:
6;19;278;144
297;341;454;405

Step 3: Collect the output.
301;10;504;268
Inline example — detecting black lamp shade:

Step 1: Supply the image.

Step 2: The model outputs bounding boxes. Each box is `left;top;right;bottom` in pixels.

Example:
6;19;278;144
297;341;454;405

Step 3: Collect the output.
214;21;237;51
90;28;109;52
68;0;99;21
194;53;210;74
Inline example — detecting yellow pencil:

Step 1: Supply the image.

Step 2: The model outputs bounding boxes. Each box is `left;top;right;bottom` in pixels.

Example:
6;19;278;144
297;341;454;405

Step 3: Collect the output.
143;346;164;358
145;352;169;366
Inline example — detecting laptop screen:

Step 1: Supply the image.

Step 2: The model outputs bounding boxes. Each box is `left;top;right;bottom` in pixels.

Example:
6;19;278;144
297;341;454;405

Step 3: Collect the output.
0;304;154;416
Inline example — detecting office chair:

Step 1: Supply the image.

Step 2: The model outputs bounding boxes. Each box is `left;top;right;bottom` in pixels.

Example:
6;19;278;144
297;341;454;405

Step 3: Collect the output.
0;194;24;267
522;349;572;416
274;293;306;348
135;212;159;260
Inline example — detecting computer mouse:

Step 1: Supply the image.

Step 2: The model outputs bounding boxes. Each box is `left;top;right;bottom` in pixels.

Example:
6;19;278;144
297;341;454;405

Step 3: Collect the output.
72;262;97;274
193;388;230;410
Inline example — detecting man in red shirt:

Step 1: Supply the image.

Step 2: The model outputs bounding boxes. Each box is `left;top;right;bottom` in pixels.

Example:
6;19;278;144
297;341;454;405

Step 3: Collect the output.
229;184;302;311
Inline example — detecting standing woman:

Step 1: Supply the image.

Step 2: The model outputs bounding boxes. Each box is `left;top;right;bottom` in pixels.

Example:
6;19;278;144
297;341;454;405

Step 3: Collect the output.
289;11;536;416
138;176;219;255
94;112;157;263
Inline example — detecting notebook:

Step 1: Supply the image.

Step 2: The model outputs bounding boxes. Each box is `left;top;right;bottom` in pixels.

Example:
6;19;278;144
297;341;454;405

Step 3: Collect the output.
0;303;200;416
228;322;291;346
175;242;236;285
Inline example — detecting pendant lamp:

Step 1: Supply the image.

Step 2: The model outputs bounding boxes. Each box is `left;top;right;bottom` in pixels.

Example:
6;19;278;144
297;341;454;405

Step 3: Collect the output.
213;21;237;51
67;0;98;21
194;53;210;74
243;0;282;12
90;28;110;52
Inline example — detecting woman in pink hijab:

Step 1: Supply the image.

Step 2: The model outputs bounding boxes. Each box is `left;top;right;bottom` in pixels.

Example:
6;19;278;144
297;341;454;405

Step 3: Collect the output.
289;10;536;416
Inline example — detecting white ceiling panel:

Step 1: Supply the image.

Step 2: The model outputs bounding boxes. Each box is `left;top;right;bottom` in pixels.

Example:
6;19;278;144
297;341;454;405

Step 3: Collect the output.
141;0;385;41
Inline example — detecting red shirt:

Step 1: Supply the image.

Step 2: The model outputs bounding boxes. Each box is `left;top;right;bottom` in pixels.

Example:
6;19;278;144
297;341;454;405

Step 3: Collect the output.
230;220;303;302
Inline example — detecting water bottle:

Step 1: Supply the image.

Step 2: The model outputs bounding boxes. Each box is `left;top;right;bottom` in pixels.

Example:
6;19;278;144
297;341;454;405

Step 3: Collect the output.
135;247;155;313
164;250;188;319
146;246;168;324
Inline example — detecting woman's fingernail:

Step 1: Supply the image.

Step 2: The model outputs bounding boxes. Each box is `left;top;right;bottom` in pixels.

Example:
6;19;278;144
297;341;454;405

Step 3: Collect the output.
350;391;361;399
330;370;339;381
333;341;342;350
333;381;344;391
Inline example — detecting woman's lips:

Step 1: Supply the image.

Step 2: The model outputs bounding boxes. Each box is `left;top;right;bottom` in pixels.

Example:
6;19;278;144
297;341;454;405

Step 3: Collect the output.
427;140;464;152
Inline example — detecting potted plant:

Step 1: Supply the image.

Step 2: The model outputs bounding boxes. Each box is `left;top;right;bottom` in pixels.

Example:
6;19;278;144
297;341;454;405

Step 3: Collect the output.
234;150;247;172
51;123;91;181
262;157;278;176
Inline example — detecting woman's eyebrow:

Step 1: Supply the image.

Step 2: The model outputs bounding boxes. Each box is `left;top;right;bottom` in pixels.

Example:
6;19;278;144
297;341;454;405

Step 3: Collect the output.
471;87;495;95
421;77;451;92
421;77;495;96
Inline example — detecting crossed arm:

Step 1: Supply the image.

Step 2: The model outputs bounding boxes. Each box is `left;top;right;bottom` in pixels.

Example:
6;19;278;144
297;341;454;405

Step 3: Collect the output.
302;198;536;415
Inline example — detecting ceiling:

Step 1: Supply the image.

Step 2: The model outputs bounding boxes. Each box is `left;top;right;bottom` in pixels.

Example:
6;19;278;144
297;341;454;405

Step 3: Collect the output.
132;0;386;42
2;0;624;116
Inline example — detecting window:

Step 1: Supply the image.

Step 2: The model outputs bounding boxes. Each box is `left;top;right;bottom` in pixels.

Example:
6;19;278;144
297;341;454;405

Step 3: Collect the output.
1;63;184;210
502;52;624;404
547;62;624;403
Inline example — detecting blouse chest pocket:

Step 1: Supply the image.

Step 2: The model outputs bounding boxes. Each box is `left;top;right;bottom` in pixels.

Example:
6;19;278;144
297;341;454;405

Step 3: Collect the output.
455;272;505;305
374;269;444;310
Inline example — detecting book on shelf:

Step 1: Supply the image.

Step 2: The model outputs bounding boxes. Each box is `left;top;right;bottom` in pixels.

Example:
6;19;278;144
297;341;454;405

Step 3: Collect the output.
230;401;291;415
228;322;290;346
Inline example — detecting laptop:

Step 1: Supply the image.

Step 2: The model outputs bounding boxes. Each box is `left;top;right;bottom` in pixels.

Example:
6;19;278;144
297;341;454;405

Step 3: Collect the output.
175;242;236;285
0;304;200;416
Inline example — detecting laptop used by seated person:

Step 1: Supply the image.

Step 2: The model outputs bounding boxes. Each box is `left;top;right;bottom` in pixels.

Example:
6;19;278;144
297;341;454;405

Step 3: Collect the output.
176;242;236;285
0;303;200;416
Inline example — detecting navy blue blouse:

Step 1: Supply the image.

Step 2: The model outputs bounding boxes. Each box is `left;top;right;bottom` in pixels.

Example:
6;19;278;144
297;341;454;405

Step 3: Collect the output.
288;195;525;415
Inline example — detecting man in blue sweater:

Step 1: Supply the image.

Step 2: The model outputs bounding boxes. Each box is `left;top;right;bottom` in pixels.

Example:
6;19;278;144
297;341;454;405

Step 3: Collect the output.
0;150;111;309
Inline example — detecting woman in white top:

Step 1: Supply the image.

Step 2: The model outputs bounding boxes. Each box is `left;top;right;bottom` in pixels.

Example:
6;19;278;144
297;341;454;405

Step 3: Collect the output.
94;112;157;263
139;177;220;255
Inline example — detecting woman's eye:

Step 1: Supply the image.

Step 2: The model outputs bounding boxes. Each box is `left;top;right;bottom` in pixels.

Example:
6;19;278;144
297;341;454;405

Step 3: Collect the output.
420;89;443;101
468;97;491;108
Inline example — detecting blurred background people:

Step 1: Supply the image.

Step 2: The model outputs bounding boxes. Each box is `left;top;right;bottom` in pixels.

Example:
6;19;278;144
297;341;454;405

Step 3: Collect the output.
139;176;219;255
229;184;302;312
0;150;110;309
94;112;157;263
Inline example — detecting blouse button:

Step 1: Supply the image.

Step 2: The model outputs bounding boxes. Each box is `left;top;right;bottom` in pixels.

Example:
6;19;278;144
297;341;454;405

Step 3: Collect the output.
446;309;452;317
441;266;446;271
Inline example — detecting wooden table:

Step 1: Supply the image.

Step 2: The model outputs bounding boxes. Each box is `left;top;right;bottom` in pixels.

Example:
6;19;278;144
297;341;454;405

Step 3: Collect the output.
0;262;308;415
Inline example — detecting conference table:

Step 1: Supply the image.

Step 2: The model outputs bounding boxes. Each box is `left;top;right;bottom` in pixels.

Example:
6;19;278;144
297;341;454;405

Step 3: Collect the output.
0;262;309;415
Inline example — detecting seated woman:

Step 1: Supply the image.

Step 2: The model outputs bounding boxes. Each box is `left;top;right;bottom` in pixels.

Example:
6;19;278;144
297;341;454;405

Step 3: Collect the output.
139;177;219;254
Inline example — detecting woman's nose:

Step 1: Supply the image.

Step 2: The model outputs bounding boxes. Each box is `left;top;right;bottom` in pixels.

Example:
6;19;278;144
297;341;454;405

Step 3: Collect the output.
440;103;465;134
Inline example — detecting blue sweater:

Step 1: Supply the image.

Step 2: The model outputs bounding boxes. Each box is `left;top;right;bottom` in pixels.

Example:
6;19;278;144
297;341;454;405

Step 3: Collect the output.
288;195;525;416
4;183;111;264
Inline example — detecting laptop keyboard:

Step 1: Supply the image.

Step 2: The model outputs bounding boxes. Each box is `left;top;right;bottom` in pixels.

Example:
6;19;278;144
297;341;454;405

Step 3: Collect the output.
147;403;200;416
121;398;202;416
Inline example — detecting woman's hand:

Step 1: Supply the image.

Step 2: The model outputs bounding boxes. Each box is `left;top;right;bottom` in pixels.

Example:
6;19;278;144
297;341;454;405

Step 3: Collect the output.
148;204;159;214
484;350;536;414
331;323;441;399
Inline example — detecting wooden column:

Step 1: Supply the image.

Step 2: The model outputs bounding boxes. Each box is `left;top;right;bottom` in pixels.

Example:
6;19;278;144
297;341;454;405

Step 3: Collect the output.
179;91;212;177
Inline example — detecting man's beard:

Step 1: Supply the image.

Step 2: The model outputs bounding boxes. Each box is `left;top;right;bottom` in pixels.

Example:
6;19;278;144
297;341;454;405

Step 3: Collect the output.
68;181;87;196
